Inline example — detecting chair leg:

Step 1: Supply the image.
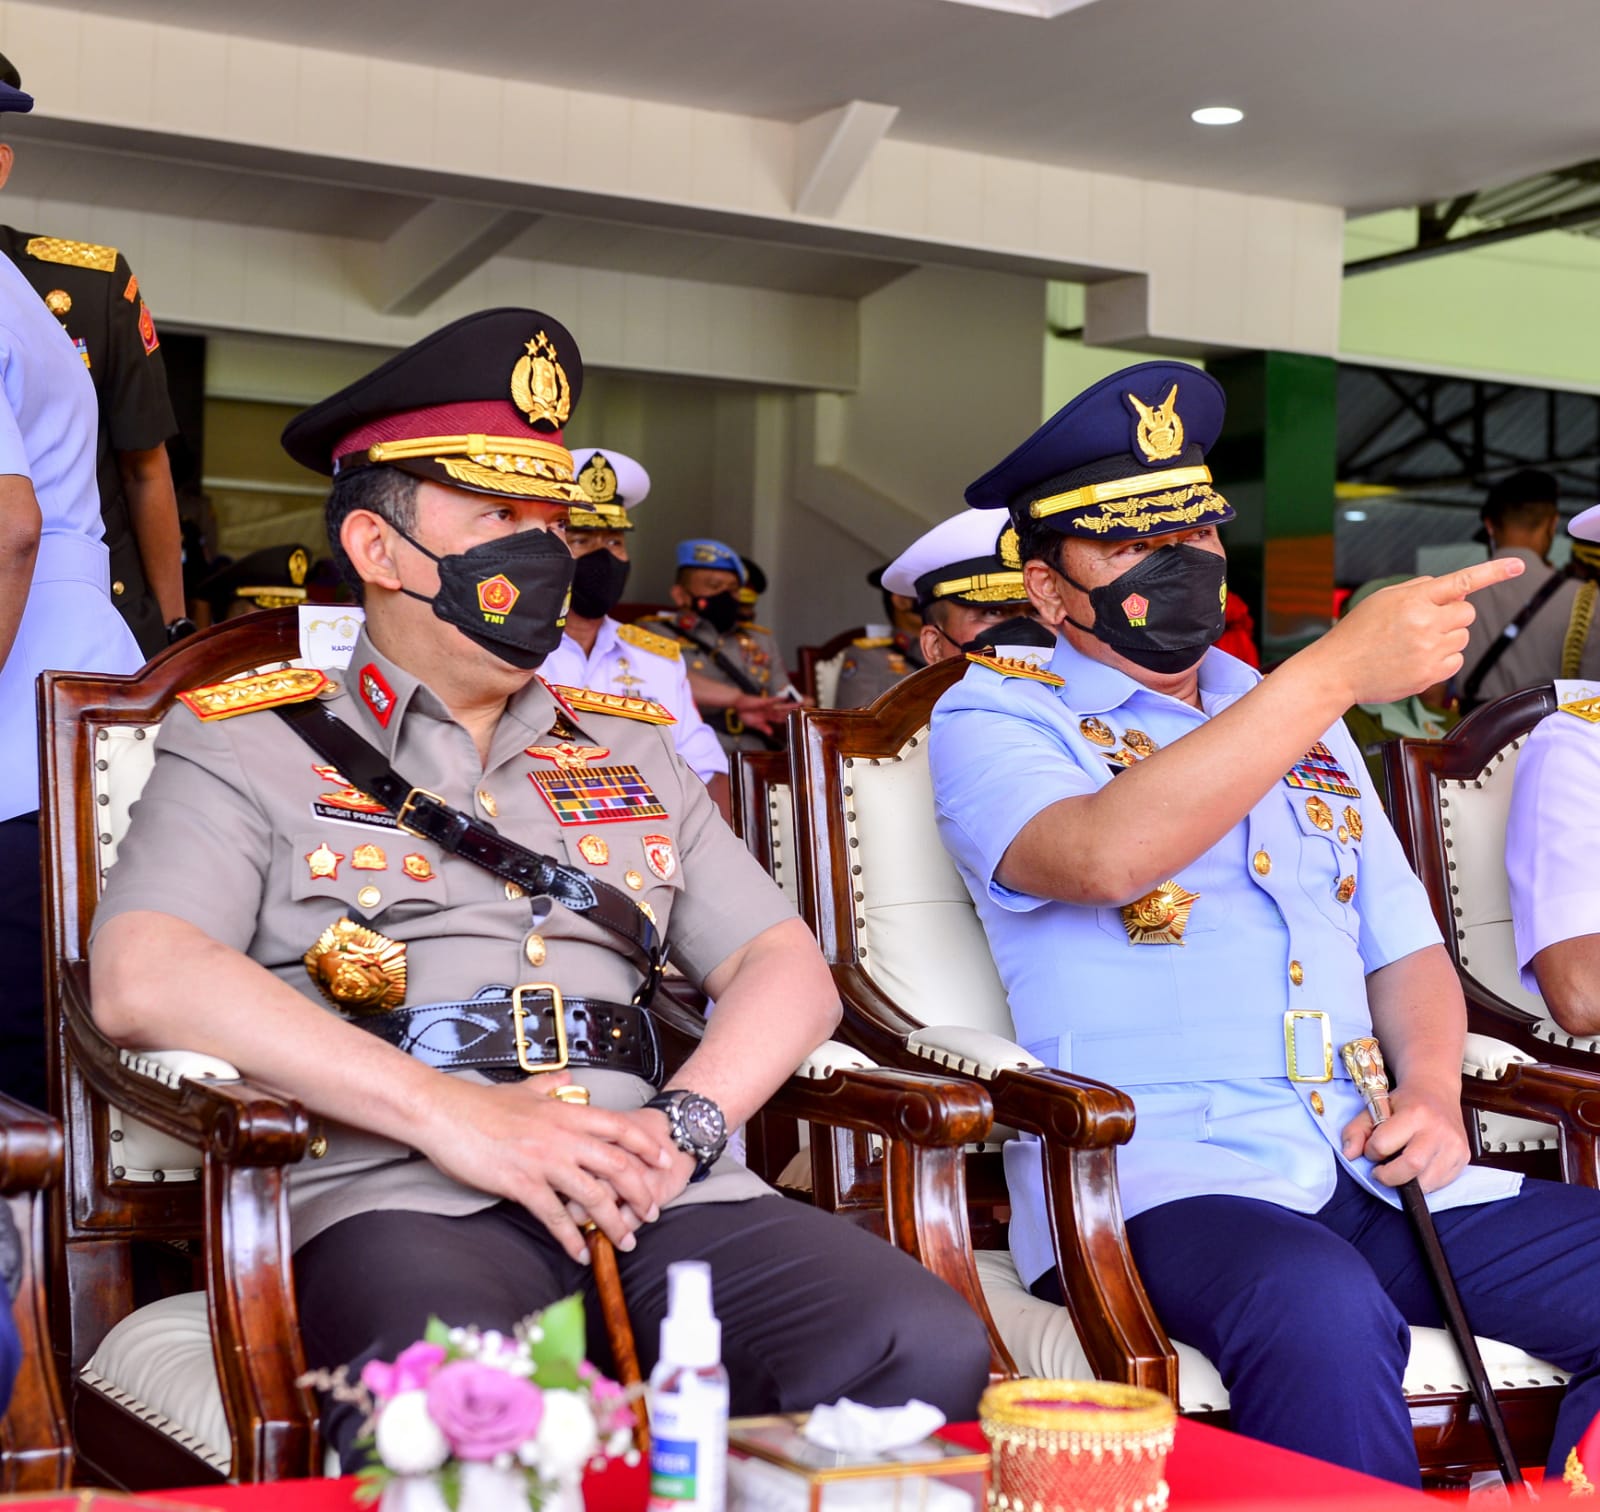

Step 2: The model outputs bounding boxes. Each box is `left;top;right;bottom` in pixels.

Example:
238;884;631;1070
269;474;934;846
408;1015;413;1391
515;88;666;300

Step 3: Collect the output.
1;1192;72;1492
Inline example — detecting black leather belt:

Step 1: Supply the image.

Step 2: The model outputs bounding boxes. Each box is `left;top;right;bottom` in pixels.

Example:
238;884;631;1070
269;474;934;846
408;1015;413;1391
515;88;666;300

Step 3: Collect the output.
352;985;662;1085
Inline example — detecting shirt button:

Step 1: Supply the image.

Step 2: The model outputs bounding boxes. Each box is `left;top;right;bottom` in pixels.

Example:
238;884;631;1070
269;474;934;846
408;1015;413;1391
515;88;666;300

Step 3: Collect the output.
624;870;644;891
1289;959;1305;986
525;935;547;967
112;580;125;596
308;1132;329;1159
505;880;526;901
357;885;381;910
1309;1092;1325;1116
1252;850;1271;876
477;789;498;818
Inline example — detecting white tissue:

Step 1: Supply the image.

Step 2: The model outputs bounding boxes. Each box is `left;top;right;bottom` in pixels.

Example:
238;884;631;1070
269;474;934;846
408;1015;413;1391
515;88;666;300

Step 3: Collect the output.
801;1398;947;1455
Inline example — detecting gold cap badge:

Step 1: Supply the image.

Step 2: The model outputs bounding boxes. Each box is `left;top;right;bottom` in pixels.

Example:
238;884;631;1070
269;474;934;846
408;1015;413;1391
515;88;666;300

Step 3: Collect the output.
578;452;619;504
511;331;573;429
1127;384;1185;463
304;917;407;1014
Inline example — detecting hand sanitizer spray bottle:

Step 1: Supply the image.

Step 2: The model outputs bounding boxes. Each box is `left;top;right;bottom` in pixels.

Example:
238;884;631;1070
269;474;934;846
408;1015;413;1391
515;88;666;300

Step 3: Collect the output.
647;1260;729;1512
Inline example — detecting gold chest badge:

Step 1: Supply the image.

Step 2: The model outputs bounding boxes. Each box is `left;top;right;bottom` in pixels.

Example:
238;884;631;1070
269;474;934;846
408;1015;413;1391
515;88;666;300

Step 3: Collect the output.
1127;384;1185;463
304;917;407;1014
1121;881;1200;945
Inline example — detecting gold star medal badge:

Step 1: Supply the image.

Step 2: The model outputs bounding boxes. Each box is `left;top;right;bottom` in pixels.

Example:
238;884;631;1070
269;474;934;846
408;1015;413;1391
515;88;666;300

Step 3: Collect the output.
1121;881;1200;946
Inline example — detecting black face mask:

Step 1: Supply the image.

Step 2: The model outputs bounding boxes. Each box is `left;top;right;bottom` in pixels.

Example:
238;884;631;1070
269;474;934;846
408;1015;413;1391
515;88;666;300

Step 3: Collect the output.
568;548;631;620
694;590;742;635
1062;543;1227;675
394;525;575;670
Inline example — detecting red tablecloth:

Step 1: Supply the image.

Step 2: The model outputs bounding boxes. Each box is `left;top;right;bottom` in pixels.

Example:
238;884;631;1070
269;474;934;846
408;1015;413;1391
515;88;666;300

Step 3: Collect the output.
18;1419;1439;1509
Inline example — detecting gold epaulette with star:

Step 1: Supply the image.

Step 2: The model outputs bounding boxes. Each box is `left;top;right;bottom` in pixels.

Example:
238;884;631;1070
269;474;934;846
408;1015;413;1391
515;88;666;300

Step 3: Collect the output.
24;236;118;273
852;635;894;649
546;685;677;726
964;650;1065;687
615;623;682;661
177;668;328;721
1559;696;1600;724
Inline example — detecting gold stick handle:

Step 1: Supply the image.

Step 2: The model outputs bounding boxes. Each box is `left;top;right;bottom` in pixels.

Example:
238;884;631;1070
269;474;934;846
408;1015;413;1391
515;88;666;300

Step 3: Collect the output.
1340;1037;1395;1126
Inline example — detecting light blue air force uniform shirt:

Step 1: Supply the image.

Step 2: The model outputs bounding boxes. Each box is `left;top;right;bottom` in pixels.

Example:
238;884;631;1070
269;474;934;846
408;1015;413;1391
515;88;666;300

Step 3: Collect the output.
539;617;729;785
0;256;142;822
930;636;1519;1289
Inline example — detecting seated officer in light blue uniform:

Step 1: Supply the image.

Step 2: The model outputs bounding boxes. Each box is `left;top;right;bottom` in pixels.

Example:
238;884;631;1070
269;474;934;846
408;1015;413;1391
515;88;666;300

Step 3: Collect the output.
537;448;731;811
930;361;1600;1485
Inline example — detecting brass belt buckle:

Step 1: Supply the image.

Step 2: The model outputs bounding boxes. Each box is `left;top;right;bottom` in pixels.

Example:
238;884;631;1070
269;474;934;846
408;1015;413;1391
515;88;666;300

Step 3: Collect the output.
1283;1009;1333;1083
395;785;446;840
512;984;568;1075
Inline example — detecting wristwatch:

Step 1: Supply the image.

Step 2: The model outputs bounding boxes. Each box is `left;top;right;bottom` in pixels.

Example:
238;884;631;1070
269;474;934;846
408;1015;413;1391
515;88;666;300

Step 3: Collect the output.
165;617;199;645
644;1089;728;1184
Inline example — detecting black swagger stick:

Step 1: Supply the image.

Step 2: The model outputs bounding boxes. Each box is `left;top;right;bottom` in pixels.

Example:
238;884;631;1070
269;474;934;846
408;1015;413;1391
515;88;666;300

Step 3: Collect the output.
1340;1038;1524;1491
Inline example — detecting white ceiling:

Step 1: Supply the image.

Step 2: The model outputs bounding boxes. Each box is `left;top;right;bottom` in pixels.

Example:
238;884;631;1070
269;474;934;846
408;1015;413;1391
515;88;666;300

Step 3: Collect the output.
42;0;1600;211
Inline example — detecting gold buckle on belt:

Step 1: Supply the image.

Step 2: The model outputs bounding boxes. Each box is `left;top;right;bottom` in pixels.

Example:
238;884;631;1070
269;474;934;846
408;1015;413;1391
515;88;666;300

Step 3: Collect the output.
395;785;446;840
512;984;568;1075
1283;1009;1333;1083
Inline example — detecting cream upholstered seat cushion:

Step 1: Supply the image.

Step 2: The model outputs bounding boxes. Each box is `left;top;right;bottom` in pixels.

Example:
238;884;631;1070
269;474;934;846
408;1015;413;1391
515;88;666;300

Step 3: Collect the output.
82;1291;231;1474
767;779;800;908
974;1249;1569;1413
815;652;848;710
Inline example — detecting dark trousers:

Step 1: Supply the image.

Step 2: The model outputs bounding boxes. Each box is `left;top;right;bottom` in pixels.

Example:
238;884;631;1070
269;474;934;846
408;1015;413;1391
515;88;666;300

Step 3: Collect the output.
0;813;46;1115
1034;1168;1600;1485
295;1193;993;1467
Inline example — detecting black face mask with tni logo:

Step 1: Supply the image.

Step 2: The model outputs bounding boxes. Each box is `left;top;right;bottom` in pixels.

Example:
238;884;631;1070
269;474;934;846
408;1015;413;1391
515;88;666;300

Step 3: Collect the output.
394;525;575;670
1061;543;1227;675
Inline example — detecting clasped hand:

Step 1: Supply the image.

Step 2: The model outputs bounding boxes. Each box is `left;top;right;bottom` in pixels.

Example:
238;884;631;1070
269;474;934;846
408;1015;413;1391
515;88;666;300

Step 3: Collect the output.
1340;1081;1469;1193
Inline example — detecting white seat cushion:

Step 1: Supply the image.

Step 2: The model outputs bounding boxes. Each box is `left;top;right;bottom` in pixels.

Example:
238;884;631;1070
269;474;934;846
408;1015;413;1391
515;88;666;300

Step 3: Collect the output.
768;779;799;909
974;1248;1568;1411
82;1291;231;1473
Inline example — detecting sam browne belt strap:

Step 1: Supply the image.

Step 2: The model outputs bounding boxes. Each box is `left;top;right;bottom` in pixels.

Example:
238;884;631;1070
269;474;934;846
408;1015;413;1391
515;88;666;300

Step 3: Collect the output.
274;700;666;1003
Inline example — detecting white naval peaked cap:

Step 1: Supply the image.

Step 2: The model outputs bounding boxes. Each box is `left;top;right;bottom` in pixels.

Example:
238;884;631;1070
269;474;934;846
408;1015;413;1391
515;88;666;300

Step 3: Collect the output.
1568;502;1600;543
880;508;1027;606
567;446;650;529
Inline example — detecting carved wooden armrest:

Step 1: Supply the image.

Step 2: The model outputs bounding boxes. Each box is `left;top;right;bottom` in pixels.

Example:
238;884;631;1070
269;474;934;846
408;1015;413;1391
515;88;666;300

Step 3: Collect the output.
0;1093;62;1195
60;960;309;1167
1459;1057;1600;1188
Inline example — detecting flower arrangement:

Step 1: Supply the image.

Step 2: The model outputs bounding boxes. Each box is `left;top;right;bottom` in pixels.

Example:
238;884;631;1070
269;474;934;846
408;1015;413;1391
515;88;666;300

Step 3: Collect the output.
304;1296;637;1512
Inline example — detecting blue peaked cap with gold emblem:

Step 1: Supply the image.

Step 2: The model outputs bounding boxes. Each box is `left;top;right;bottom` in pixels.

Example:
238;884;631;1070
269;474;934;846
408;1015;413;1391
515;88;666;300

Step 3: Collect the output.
965;361;1234;541
675;538;747;582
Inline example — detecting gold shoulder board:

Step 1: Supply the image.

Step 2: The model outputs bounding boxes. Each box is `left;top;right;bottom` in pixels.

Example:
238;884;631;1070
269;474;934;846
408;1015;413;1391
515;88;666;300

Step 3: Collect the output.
964;650;1065;687
177;668;329;721
852;636;894;649
615;623;682;661
748;623;773;635
25;236;118;273
546;685;677;726
1559;696;1600;724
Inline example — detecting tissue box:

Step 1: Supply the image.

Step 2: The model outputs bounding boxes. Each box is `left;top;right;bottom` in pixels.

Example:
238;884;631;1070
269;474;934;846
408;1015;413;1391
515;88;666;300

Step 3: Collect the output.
728;1414;987;1512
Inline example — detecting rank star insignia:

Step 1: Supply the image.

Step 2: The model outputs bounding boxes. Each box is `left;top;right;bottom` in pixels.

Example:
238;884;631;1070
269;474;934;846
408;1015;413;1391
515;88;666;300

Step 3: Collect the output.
642;833;677;883
1121;881;1200;945
1079;716;1117;748
359;663;396;728
306;842;344;880
1304;795;1335;832
527;742;612;773
1122;593;1150;626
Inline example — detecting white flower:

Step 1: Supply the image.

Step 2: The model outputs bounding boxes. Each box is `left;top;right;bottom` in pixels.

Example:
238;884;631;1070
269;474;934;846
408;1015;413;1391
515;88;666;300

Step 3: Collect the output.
524;1390;599;1481
605;1427;633;1459
373;1390;450;1476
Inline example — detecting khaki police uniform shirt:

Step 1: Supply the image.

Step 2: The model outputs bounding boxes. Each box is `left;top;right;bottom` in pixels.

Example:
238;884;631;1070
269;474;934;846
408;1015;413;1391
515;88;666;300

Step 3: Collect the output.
833;636;922;710
1461;546;1600;704
0;229;178;658
91;629;795;1247
640;613;798;753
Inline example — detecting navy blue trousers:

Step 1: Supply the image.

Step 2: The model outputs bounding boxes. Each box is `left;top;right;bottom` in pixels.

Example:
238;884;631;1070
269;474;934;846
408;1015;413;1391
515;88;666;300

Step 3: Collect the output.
1034;1168;1600;1486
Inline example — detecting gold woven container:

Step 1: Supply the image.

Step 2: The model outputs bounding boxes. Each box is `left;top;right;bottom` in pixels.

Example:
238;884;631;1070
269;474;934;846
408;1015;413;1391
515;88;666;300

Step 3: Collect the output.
979;1379;1176;1512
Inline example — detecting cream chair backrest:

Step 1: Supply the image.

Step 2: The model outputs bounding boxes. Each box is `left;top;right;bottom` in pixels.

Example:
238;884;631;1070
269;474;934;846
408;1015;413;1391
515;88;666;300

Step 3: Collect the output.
844;726;1016;1039
815;652;848;711
766;779;800;908
1435;731;1577;1048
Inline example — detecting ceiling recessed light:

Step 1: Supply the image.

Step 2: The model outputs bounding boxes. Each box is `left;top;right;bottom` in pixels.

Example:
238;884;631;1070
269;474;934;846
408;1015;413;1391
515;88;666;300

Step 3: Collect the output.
1191;106;1244;126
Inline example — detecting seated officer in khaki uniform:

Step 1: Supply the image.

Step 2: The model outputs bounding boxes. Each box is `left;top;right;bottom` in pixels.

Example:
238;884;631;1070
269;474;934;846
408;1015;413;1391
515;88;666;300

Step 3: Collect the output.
88;309;990;1462
837;510;1035;708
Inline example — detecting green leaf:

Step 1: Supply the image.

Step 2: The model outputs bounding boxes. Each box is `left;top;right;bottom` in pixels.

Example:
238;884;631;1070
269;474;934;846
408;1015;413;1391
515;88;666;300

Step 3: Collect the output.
352;1463;390;1506
527;1294;586;1390
424;1316;453;1348
438;1459;463;1512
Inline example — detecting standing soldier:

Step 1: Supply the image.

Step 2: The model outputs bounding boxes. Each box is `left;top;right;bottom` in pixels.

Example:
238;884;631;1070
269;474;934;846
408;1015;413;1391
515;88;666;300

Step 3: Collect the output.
0;49;190;658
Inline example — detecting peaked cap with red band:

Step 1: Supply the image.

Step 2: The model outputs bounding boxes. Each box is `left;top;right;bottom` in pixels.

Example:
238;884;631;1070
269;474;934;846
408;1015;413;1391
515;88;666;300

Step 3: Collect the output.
280;308;586;505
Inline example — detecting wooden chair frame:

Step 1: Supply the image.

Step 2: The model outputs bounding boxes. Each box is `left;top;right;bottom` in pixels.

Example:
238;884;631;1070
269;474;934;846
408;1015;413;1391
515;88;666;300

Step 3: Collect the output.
781;661;1599;1480
41;611;996;1487
796;626;867;706
0;1094;71;1493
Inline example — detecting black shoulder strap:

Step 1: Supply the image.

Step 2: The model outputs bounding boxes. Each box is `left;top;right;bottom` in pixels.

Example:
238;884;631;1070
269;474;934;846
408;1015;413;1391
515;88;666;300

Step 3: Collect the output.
274;700;664;1002
1460;567;1571;711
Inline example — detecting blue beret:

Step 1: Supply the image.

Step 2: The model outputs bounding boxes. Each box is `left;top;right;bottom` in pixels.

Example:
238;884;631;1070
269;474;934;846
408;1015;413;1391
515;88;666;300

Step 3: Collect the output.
0;82;33;115
966;361;1233;541
675;538;746;582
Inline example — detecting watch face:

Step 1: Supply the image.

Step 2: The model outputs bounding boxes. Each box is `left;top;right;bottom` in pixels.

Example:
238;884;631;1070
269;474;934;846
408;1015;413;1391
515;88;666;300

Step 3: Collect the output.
679;1094;726;1150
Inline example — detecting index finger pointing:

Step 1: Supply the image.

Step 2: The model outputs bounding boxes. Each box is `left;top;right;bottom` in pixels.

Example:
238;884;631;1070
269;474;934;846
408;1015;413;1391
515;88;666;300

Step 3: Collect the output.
1426;555;1525;604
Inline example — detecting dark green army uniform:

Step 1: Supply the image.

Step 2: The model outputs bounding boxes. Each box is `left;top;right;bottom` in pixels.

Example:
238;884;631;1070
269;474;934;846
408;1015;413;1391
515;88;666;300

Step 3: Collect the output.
0;229;177;655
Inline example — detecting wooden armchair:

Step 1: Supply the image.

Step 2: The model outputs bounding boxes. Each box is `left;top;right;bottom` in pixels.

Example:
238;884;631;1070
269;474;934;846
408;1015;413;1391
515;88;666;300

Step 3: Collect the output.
0;1094;70;1493
797;627;866;709
782;661;1593;1481
40;611;997;1488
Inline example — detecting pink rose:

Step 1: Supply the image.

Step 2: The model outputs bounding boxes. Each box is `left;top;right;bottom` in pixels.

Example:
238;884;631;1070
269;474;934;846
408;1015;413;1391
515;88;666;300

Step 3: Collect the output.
426;1360;543;1461
361;1342;447;1401
587;1374;633;1435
